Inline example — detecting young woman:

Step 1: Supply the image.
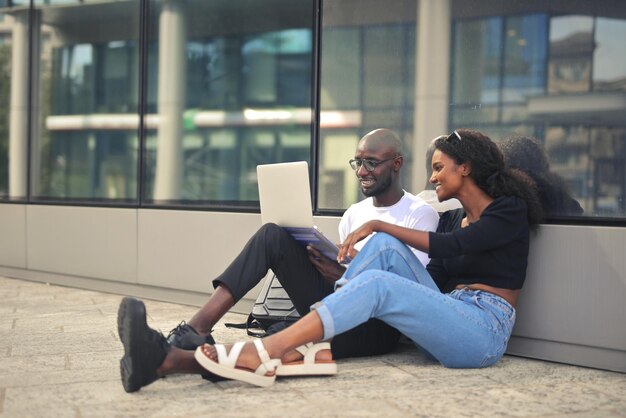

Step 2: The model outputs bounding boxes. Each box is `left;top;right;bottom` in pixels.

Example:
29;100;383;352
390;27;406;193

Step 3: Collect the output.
117;128;543;390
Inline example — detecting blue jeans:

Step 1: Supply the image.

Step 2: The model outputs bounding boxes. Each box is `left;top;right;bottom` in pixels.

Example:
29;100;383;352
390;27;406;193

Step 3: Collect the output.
314;233;516;368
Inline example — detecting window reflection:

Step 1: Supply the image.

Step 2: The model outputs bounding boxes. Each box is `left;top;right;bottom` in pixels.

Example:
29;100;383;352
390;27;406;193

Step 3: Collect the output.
33;2;140;201
0;0;625;219
144;0;314;205
594;18;626;92
453;18;502;106
1;7;30;200
319;0;417;210
503;15;548;102
548;16;594;94
2;0;314;204
450;8;626;218
0;13;10;197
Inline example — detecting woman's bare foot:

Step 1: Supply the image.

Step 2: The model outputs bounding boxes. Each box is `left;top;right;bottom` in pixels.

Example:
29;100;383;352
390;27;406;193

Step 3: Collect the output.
195;340;281;387
198;341;332;370
199;341;276;376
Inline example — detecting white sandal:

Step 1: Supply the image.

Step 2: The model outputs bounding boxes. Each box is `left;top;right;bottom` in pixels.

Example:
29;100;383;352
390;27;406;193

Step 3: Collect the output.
194;339;281;387
275;342;337;376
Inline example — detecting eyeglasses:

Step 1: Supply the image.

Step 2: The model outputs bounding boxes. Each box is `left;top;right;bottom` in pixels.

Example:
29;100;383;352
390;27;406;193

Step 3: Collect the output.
447;130;462;141
349;157;398;172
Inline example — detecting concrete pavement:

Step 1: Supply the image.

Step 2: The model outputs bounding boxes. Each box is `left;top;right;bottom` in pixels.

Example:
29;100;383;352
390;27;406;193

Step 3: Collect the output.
1;276;625;417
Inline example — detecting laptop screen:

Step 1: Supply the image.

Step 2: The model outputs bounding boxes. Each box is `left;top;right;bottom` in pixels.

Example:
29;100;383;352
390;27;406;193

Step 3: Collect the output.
256;161;315;228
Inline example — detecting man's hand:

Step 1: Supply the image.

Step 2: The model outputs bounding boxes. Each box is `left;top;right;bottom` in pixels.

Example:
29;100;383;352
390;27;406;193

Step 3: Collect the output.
307;245;346;282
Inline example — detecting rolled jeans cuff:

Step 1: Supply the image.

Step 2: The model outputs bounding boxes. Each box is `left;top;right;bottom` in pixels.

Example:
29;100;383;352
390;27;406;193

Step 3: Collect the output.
311;302;335;340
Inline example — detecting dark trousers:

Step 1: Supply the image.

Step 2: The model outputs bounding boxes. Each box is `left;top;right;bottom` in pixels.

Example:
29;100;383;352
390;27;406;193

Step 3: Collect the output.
213;223;401;359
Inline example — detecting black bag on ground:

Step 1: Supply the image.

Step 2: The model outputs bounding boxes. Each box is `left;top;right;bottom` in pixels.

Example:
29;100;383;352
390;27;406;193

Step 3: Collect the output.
225;271;300;337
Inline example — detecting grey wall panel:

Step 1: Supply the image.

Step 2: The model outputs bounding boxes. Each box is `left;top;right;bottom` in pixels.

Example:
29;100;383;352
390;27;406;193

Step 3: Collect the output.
0;204;27;268
2;202;624;371
507;336;625;373
137;210;266;295
26;205;137;282
512;225;626;353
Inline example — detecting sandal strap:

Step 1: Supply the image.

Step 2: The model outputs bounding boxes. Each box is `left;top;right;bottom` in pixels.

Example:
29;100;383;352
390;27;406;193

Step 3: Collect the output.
253;339;281;376
215;342;245;369
293;343;312;357
294;342;330;364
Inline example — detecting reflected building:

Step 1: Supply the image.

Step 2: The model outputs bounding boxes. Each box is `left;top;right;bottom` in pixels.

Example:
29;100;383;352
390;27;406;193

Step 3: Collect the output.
0;0;625;218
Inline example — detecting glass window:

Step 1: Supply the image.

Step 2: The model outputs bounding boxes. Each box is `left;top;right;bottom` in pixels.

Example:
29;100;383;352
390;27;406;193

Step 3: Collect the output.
363;26;410;109
32;1;141;202
143;0;315;205
450;7;626;219
548;16;594;94
0;7;28;200
0;26;10;197
502;14;548;102
452;18;502;106
544;125;590;210
593;18;626;92
320;28;360;110
319;0;417;210
544;126;626;216
33;1;79;4
452;14;548;118
1;0;626;221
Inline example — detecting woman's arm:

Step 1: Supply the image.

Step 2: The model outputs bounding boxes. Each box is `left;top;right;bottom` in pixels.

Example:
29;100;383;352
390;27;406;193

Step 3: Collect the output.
337;220;429;262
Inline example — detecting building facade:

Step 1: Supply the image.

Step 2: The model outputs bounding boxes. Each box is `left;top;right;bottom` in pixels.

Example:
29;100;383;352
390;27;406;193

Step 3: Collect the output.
0;0;625;372
1;0;625;217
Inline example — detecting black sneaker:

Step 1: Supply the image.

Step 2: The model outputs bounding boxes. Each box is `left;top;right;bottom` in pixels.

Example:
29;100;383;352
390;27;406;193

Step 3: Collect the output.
117;297;170;393
167;321;215;350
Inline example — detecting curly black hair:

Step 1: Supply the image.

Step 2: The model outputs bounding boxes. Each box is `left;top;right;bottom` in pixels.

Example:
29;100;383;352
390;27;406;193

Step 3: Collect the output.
434;129;544;228
500;136;583;216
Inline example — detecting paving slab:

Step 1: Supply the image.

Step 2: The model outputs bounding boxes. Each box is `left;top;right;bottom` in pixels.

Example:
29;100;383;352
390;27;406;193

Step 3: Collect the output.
0;276;625;418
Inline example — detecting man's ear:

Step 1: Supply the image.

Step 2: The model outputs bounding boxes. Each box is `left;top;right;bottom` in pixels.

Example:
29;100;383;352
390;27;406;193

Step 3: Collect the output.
393;155;404;172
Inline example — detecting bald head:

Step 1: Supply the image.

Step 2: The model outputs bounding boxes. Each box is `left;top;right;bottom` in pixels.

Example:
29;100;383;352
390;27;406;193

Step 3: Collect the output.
352;128;405;206
359;129;403;157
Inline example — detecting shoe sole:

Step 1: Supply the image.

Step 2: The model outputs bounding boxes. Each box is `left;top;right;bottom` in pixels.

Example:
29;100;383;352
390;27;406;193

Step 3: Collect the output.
275;342;337;376
117;297;148;393
275;362;337;376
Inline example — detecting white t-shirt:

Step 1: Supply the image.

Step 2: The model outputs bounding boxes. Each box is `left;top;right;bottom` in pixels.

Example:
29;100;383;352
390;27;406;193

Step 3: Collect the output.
338;190;439;267
416;190;463;213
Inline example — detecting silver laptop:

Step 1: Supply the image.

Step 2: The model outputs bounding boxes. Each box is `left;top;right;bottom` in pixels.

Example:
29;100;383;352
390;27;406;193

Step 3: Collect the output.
257;161;315;228
256;161;344;261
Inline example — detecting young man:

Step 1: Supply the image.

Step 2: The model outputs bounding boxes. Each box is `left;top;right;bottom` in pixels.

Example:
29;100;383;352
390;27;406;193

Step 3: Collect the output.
124;128;438;390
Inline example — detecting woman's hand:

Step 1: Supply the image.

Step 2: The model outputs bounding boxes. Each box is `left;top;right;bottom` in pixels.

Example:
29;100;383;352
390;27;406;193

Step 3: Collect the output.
337;220;379;262
338;220;430;261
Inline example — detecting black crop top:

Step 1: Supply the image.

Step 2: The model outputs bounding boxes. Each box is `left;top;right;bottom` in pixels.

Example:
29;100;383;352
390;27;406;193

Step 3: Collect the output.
426;196;530;291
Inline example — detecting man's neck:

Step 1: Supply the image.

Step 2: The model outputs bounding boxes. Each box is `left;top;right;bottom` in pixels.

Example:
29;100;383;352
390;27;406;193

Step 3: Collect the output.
372;188;404;208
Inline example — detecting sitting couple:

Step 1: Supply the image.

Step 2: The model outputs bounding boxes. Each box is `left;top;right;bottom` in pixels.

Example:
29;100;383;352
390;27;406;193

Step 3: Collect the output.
117;128;542;391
